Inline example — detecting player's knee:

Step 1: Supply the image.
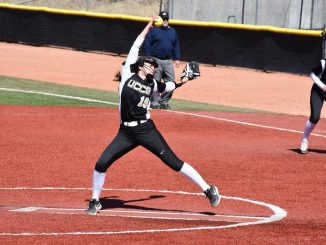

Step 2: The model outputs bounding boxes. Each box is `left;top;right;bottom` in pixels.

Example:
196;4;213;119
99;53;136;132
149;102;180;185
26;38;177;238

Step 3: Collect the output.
309;115;320;124
169;159;183;172
95;160;109;173
176;161;184;172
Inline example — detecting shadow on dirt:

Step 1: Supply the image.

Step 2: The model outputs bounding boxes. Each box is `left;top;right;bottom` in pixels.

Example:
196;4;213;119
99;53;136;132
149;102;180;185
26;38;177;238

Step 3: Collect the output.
289;148;326;154
85;195;217;216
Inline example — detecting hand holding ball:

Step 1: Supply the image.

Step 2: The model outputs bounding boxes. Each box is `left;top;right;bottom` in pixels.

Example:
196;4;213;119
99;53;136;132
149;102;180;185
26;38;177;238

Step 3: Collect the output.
154;17;164;27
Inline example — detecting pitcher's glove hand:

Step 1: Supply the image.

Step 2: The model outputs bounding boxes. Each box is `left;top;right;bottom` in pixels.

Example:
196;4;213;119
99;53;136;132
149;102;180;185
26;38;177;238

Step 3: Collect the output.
180;61;200;80
113;71;121;82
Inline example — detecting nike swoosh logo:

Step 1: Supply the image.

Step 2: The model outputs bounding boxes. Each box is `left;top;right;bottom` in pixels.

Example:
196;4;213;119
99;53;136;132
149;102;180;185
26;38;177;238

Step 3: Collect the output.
160;150;164;155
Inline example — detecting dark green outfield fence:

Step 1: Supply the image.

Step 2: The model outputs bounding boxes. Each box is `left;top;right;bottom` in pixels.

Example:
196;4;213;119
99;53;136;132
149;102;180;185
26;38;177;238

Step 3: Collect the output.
0;3;325;74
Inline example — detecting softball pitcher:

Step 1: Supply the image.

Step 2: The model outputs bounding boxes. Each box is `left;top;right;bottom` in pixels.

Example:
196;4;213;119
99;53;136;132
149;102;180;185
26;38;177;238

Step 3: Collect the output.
86;17;220;215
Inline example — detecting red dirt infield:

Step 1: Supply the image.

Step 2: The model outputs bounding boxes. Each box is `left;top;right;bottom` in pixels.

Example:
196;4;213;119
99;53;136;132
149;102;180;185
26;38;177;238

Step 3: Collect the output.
1;41;326;244
1;105;326;244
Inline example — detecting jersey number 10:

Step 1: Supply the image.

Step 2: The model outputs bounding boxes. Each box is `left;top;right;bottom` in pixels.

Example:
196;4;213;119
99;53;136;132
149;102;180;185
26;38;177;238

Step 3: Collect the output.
137;96;150;108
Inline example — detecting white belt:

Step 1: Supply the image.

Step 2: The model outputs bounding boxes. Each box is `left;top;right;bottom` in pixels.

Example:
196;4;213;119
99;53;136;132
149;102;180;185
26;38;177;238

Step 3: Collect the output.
123;120;147;127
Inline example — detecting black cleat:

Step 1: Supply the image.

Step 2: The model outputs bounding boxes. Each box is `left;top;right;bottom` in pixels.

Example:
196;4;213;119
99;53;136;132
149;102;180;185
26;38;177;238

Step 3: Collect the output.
150;104;160;109
160;104;171;110
204;186;220;207
87;199;102;216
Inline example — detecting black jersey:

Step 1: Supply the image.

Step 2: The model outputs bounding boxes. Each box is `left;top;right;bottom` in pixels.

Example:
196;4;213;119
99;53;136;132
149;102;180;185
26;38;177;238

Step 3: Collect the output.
312;59;326;83
311;59;326;96
120;74;154;122
118;34;178;123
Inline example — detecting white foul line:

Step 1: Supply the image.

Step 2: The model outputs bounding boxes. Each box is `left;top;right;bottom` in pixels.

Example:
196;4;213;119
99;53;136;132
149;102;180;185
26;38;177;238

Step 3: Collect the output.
168;110;326;138
0;187;287;236
1;87;325;138
0;87;119;106
9;206;267;222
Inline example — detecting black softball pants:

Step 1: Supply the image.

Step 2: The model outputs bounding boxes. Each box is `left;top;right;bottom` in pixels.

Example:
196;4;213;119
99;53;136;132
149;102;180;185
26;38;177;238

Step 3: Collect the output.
95;119;184;173
309;85;326;124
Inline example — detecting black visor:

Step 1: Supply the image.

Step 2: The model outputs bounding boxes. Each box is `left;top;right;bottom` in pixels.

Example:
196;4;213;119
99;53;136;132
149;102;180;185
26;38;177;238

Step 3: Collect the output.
130;57;158;73
143;57;158;68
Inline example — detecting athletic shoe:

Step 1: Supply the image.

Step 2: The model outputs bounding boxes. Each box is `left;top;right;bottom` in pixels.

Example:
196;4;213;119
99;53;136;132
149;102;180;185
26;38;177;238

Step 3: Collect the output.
150;104;160;109
300;138;308;154
87;199;102;215
204;186;220;207
160;104;171;110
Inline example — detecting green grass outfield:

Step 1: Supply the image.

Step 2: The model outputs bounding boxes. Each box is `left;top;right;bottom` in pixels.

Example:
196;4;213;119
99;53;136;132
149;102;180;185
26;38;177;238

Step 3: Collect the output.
0;75;267;113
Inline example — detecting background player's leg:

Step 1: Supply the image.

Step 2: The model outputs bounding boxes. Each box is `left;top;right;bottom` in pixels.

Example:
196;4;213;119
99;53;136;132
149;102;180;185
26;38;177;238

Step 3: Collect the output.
308;87;324;126
302;120;316;141
159;60;175;109
300;87;324;153
151;63;163;109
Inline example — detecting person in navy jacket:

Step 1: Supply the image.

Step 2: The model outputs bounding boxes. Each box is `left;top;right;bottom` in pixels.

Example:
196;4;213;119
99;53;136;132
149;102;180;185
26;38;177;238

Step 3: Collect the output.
144;11;181;110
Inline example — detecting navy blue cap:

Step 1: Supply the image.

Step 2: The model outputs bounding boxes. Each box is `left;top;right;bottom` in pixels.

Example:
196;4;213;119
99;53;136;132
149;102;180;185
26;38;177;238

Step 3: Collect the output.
159;11;169;20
